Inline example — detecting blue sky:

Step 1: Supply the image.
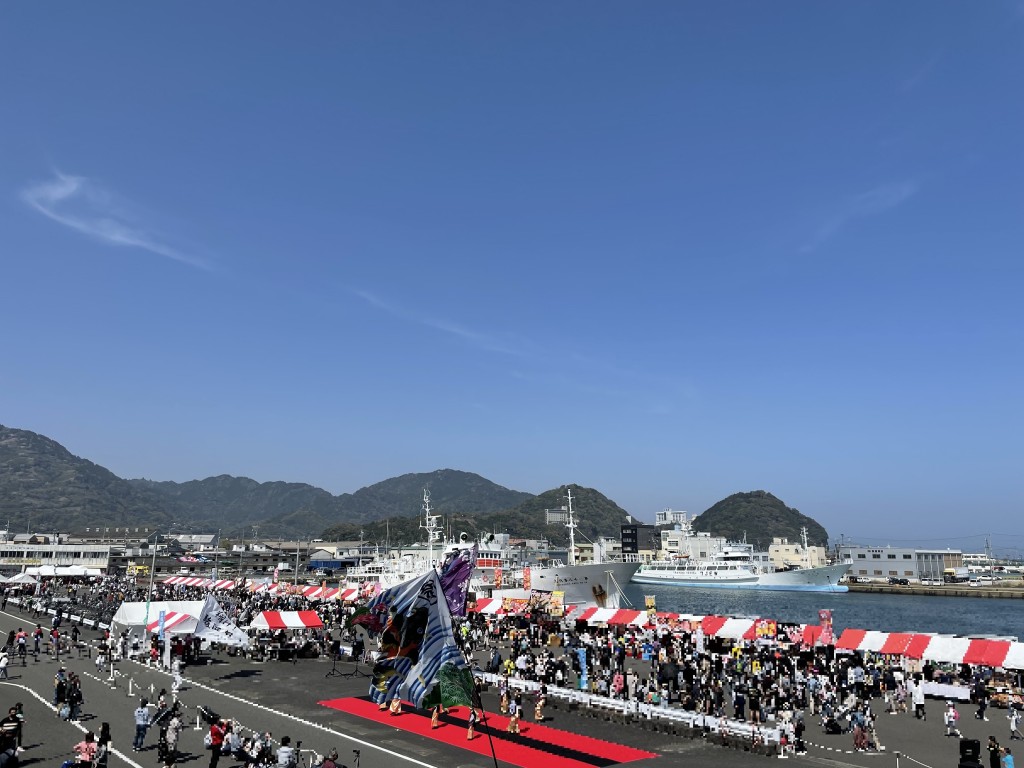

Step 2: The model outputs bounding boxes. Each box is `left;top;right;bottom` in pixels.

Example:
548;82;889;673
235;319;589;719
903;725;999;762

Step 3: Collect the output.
3;3;1023;553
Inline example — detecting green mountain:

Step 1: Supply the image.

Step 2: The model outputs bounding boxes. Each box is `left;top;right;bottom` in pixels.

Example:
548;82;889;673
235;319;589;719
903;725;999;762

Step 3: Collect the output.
692;490;831;548
0;424;176;533
321;483;631;546
0;424;534;538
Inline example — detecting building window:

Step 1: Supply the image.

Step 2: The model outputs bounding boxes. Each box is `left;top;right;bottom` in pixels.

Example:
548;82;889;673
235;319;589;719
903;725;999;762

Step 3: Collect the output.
887;554;896;559
872;554;881;559
857;554;866;559
903;554;912;559
873;570;883;576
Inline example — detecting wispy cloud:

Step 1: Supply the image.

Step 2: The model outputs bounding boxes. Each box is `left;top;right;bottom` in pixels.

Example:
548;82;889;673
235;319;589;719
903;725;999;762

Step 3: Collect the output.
802;180;919;252
353;289;527;356
21;171;210;270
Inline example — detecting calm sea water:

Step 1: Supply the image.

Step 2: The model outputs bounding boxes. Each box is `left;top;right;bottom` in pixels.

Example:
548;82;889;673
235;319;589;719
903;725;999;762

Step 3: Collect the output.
620;583;1023;638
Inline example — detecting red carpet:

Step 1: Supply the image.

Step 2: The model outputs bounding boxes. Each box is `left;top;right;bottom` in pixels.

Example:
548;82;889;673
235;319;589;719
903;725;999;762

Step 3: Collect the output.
320;697;658;768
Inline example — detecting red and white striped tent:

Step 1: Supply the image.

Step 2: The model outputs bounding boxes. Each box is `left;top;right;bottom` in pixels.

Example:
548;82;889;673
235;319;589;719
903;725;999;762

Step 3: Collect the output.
146;611;198;634
249;610;324;631
834;628;1023;668
163;576;240;591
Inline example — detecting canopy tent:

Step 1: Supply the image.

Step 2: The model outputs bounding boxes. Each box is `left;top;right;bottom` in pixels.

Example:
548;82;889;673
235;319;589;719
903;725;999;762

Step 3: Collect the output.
6;573;37;584
249;611;324;631
110;595;248;647
25;565;101;578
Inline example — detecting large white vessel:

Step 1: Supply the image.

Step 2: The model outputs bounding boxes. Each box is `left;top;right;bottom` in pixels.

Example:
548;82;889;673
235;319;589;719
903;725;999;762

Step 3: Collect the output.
493;488;640;609
632;532;850;593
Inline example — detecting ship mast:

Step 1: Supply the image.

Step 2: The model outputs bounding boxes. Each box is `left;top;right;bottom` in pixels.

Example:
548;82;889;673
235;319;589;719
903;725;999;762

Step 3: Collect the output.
565;487;577;567
801;526;809;568
420;489;442;570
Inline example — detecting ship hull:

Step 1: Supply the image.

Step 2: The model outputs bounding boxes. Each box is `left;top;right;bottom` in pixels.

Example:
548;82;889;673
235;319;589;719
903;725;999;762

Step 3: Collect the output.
528;561;642;606
631;562;850;592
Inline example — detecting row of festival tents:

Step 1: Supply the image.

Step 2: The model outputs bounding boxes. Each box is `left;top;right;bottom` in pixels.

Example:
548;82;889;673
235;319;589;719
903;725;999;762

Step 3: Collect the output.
110;598;326;645
469;600;1024;670
161;576;370;601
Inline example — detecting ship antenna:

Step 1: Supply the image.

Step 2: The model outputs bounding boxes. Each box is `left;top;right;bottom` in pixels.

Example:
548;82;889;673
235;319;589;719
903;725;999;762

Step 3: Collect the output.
565;487;577;567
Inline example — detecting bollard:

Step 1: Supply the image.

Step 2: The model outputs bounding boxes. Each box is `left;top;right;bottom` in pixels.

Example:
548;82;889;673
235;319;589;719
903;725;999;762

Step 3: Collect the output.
128;677;135;697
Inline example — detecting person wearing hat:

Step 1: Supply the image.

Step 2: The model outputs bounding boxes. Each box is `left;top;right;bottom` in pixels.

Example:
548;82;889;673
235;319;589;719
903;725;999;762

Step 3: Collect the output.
320;749;339;768
945;701;963;738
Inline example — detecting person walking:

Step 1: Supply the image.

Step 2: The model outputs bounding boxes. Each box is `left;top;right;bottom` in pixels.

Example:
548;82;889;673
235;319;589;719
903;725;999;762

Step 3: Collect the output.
97;723;112;768
208;718;227;768
912;680;926;720
1002;747;1015;768
945;702;963;738
467;708;478;741
0;650;8;680
1010;708;1023;741
132;699;150;752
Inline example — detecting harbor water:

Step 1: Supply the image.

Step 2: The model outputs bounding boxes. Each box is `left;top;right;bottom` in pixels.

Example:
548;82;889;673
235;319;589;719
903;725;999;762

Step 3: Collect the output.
620;583;1022;638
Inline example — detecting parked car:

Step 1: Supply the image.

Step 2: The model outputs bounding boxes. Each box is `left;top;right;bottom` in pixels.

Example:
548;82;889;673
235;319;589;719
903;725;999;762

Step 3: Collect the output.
887;577;910;586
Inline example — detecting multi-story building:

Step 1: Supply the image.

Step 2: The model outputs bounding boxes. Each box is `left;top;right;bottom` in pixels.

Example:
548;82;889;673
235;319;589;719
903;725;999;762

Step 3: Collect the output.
839;545;964;581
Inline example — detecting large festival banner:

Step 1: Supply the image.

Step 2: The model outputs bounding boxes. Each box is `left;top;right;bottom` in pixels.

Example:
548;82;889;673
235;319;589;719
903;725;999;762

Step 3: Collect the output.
522;566;531;591
494;566;503;588
818;609;834;645
577;647;589;691
362;570;467;709
645;595;656;622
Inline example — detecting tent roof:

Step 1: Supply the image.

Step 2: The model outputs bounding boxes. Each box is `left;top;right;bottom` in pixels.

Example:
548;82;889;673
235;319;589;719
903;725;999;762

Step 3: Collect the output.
250;611;324;630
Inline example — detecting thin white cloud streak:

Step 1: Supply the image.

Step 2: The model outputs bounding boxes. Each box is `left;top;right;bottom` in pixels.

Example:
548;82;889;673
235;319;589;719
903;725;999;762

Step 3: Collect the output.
21;172;211;270
353;289;527;356
802;180;919;252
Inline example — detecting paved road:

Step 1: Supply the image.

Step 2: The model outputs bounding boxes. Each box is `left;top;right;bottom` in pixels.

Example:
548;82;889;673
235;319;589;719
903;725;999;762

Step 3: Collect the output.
0;605;988;768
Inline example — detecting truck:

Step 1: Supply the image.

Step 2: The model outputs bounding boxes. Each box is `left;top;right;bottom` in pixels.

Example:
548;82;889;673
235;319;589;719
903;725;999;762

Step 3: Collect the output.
943;567;970;584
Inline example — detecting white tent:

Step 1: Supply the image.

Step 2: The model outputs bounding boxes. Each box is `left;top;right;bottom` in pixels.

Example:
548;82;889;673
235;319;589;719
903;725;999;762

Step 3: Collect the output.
7;573;37;584
110;595;249;647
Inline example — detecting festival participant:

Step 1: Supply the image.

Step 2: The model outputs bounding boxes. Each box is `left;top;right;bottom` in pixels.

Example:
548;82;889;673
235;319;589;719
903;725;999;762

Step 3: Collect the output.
467;708;477;741
506;694;520;734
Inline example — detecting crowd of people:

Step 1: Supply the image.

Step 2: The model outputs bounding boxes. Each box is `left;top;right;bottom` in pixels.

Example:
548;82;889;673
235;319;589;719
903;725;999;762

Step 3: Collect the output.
458;612;1024;757
7;573;1024;767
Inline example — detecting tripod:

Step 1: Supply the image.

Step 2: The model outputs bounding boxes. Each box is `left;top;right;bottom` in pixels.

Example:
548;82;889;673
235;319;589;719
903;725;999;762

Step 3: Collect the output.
326;651;371;679
324;654;344;678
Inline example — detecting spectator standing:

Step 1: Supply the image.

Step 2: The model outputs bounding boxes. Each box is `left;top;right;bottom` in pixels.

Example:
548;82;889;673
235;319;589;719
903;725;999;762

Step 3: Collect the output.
73;732;98;768
991;737;1004;768
132;699;150;752
164;710;181;768
977;680;991;721
276;736;296;768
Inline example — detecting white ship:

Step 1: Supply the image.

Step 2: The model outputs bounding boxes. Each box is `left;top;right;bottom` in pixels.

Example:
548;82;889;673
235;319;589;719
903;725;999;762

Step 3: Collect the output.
632;528;850;593
492;488;640;609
